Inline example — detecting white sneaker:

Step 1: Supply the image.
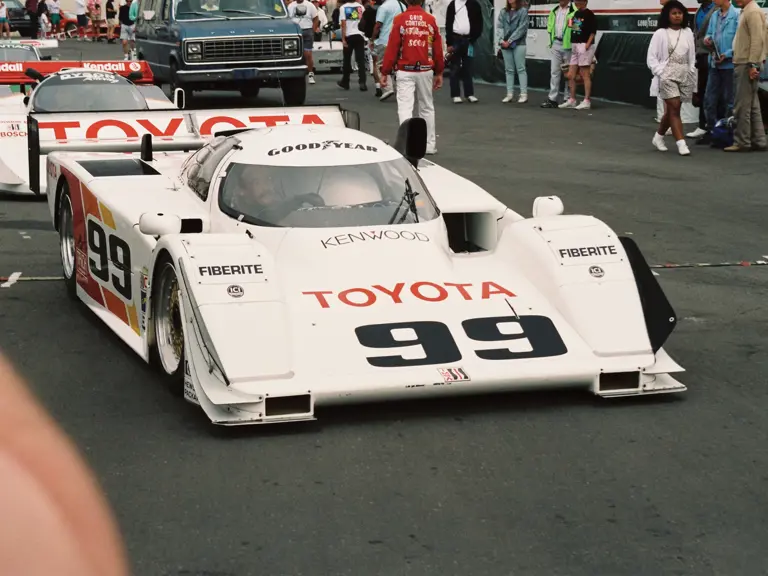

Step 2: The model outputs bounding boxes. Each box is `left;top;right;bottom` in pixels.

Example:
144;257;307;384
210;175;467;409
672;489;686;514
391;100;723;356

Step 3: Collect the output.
502;93;514;103
559;99;577;109
123;54;129;60
676;140;691;156
575;99;591;110
308;72;315;84
426;148;437;155
453;97;463;103
380;88;394;101
652;133;668;152
686;127;706;138
467;95;478;103
666;128;672;136
518;93;528;103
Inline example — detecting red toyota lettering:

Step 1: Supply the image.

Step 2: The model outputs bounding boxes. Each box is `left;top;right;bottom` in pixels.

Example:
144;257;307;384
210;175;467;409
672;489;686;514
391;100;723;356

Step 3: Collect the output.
39;121;80;140
303;281;517;308
85;119;139;140
302;290;333;309
249;115;290;127
338;288;376;307
444;282;473;300
372;283;405;304
199;116;247;136
302;114;325;125
137;118;183;138
481;282;516;299
410;281;448;302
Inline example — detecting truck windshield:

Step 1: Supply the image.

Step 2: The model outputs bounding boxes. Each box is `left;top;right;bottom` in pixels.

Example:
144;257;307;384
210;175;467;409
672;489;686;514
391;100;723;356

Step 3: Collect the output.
174;0;286;19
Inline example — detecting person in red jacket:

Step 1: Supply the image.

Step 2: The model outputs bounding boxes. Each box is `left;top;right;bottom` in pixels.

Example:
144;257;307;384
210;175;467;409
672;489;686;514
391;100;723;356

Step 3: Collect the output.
380;0;444;155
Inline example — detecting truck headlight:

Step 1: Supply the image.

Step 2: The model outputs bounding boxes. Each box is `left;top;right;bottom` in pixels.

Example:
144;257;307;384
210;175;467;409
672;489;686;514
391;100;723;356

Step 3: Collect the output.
186;41;202;61
283;37;300;57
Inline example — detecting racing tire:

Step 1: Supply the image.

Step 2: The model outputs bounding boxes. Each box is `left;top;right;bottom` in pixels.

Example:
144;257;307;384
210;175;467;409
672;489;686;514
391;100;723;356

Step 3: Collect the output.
58;185;78;300
149;254;185;395
281;77;307;106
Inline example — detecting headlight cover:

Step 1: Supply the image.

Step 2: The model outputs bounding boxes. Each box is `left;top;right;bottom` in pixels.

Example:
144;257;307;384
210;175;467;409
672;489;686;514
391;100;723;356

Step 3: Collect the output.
283;37;299;57
186;41;202;61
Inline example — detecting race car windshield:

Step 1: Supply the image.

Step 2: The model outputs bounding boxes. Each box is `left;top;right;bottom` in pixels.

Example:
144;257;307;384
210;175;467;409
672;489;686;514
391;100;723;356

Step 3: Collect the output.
0;47;38;61
174;0;287;19
31;72;148;113
219;160;440;228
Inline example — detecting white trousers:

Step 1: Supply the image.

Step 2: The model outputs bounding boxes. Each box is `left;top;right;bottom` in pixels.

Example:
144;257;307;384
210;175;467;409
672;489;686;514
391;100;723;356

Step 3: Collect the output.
395;70;436;152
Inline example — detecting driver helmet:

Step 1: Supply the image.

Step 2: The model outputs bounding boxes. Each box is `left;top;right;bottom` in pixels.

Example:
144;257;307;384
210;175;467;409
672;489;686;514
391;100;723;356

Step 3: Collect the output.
317;167;382;206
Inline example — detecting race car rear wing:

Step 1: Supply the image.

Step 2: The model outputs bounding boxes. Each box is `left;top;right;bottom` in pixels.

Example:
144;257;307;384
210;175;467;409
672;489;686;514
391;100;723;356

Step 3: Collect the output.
0;60;154;86
26;105;358;193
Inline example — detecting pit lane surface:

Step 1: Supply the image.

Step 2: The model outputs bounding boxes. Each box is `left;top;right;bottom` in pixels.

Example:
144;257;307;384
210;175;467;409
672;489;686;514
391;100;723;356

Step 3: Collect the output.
2;42;768;575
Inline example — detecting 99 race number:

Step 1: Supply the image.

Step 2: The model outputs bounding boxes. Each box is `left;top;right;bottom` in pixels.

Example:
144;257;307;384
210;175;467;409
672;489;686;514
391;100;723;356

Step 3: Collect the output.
354;316;567;368
87;218;132;301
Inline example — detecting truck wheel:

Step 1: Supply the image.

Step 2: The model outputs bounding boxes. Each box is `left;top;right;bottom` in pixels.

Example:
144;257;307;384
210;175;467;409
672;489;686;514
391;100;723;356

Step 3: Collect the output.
281;77;307;106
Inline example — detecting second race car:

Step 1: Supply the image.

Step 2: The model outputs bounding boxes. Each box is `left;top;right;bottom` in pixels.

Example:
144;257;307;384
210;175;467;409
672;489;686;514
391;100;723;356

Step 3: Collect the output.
0;60;179;196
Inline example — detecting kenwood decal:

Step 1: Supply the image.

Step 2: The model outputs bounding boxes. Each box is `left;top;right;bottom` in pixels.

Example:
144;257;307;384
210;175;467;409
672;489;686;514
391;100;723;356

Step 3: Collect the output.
321;229;429;249
268;140;378;156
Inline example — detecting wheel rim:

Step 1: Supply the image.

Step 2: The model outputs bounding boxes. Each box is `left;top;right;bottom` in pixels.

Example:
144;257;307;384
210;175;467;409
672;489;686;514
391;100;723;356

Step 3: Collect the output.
155;263;184;375
59;194;75;280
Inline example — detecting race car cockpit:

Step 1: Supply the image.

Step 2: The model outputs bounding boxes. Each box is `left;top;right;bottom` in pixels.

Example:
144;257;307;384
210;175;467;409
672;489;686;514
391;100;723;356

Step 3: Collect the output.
218;155;440;228
30;70;150;113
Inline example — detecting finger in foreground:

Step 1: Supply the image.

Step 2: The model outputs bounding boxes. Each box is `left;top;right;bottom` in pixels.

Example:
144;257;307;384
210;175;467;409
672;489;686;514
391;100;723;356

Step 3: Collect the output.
0;353;129;576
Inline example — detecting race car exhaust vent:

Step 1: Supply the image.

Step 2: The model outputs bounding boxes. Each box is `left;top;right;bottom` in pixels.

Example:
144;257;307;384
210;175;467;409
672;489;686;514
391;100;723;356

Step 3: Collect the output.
599;372;640;392
265;394;311;417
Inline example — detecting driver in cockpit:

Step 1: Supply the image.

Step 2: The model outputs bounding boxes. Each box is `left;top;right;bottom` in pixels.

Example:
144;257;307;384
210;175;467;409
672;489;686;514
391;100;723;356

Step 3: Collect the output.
225;163;384;224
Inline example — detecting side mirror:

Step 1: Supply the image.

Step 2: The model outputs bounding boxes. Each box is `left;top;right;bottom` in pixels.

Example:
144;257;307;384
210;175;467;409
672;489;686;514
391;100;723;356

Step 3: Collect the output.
139;213;182;236
393;117;426;168
173;87;185;110
23;95;29;106
532;196;564;218
41;55;52;60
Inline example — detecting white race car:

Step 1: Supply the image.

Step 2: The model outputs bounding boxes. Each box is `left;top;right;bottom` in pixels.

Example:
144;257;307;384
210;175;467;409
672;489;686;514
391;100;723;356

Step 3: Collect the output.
0;60;179;196
40;105;686;425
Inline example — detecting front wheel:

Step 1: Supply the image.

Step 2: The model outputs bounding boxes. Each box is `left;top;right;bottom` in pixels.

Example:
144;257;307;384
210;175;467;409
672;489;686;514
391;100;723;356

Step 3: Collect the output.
281;76;307;106
150;256;185;394
58;185;77;300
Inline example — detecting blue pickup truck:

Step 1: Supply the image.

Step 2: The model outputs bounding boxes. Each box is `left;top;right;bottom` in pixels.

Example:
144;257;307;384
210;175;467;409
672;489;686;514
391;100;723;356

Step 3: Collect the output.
134;0;307;105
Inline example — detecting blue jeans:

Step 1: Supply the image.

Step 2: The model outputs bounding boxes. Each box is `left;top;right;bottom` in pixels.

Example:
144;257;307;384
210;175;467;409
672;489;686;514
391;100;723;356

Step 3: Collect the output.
502;44;528;94
704;67;734;131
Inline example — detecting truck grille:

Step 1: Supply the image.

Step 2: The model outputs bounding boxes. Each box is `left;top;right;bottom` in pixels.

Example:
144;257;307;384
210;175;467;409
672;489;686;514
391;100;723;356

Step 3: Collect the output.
201;38;284;62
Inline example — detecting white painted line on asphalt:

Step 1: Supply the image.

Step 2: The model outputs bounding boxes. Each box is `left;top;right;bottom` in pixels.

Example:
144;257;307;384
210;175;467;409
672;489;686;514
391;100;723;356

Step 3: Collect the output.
1;272;22;288
19;231;31;240
652;271;660;276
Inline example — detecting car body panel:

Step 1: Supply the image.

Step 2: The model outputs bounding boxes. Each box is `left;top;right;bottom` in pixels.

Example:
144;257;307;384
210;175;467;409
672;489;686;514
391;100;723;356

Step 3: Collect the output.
43;111;685;425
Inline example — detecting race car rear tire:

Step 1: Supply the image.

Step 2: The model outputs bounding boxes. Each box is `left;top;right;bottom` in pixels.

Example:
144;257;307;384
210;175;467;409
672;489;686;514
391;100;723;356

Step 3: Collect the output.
58;186;78;300
281;77;307;106
149;254;184;395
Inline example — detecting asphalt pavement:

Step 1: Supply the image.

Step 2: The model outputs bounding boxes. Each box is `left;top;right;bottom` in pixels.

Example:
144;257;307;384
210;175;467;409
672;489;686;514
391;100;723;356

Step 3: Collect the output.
1;40;768;576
